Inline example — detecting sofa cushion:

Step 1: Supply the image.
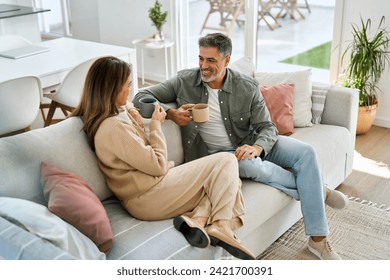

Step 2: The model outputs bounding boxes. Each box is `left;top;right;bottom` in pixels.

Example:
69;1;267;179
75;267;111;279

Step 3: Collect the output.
102;197;222;260
292;124;351;188
41;161;114;253
260;84;295;135
255;69;313;128
0;197;105;260
0;117;112;205
142;119;184;166
161;120;184;166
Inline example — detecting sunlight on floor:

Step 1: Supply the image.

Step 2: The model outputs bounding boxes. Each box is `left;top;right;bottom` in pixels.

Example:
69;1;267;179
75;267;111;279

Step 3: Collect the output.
353;151;390;178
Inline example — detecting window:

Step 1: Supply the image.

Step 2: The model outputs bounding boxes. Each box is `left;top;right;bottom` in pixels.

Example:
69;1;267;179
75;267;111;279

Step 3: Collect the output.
185;0;335;82
33;0;71;38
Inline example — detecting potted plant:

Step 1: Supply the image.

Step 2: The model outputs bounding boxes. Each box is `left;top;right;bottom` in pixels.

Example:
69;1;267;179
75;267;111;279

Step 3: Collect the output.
341;16;390;134
148;0;168;42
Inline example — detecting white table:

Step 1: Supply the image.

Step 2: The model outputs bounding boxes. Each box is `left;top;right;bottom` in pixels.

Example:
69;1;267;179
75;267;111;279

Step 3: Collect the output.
132;38;174;86
0;37;138;94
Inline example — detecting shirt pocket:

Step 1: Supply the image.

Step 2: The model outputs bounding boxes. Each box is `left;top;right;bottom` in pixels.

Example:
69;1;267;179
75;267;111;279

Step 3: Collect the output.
231;111;251;129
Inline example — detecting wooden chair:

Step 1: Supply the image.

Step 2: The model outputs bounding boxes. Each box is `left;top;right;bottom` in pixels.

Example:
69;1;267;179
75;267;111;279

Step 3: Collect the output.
276;0;305;21
200;0;244;35
258;1;281;30
44;57;97;127
298;0;311;13
0;76;42;137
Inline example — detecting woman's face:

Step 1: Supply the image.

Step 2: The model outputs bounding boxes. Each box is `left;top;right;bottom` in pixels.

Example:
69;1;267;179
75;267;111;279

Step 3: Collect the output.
116;75;132;107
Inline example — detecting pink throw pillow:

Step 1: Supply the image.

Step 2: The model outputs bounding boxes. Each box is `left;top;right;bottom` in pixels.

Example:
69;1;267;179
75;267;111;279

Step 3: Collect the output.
40;161;114;253
260;84;295;136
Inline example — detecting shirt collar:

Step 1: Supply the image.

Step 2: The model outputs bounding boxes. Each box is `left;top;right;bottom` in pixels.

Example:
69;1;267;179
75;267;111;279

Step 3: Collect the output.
221;69;233;94
197;68;233;94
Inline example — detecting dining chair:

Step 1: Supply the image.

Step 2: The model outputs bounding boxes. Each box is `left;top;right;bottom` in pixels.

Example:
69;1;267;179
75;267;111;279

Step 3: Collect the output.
43;57;97;127
0;76;43;137
0;34;52;123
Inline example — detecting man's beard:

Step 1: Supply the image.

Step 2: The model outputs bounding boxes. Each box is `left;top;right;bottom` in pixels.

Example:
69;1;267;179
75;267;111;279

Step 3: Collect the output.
200;69;222;83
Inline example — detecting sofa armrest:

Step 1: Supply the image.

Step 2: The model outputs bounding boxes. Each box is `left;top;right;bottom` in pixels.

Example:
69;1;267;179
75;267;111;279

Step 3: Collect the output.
321;86;359;135
0;216;76;260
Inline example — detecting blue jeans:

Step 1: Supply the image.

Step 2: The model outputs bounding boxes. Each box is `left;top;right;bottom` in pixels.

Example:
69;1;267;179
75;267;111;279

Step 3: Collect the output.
238;136;329;237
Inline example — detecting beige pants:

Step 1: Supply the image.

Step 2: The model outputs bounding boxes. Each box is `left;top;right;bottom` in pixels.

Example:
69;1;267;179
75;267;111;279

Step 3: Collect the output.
128;152;245;230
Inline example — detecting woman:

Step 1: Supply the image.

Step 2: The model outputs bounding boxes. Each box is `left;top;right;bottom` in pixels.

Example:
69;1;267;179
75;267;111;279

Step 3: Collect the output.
71;56;255;260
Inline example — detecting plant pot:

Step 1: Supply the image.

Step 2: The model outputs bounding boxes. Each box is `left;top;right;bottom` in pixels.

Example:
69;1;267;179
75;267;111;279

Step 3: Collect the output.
154;29;165;42
356;102;378;135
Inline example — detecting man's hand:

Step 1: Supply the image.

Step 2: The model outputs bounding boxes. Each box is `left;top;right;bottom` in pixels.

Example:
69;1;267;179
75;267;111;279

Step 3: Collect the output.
235;144;263;160
166;104;195;126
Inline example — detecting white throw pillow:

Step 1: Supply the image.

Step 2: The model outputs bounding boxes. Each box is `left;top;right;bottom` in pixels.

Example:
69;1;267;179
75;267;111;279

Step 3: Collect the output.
0;197;106;260
255;69;313;127
229;56;255;77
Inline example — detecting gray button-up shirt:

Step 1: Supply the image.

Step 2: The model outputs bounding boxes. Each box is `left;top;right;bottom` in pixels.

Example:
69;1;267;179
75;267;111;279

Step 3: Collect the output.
133;68;278;162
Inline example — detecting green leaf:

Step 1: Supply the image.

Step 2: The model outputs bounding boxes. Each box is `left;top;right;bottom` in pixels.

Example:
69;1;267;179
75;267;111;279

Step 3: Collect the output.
340;15;390;105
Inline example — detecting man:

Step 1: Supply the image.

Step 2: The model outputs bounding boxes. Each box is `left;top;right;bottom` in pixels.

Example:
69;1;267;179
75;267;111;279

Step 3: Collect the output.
133;33;348;260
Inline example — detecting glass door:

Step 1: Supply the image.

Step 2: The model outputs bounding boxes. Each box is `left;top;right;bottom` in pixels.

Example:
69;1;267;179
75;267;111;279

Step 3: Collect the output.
256;0;336;82
186;0;336;82
186;0;252;67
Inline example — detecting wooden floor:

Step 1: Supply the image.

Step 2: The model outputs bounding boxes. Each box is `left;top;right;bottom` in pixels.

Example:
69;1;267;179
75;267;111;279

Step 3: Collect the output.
337;125;390;207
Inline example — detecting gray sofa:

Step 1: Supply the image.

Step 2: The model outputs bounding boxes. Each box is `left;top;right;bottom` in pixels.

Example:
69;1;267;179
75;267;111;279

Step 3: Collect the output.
0;78;358;259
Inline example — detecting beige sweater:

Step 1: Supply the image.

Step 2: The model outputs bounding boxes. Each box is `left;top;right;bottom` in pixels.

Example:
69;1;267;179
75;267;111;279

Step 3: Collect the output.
94;111;174;204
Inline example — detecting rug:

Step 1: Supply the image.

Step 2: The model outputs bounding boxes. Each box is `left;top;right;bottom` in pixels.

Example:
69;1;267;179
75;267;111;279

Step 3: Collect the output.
258;198;390;260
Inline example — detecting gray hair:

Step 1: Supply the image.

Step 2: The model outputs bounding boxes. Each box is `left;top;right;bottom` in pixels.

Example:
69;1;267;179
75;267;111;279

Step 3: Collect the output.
198;33;232;57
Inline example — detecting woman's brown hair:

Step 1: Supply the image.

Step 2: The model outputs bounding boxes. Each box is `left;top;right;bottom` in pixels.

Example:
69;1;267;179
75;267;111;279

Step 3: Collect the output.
72;56;131;149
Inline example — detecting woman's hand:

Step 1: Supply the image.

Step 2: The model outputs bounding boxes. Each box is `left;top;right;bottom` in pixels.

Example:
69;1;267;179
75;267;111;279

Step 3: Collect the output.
151;103;167;123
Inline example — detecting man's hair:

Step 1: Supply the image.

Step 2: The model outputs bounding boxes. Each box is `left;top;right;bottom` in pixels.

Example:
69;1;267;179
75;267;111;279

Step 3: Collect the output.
198;33;232;57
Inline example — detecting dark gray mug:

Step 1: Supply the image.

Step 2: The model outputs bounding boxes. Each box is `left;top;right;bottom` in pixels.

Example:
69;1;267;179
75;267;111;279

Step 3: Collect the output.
139;97;157;118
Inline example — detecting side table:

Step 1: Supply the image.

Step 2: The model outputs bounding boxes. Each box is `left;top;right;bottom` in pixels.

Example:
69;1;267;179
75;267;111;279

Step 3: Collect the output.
132;38;174;86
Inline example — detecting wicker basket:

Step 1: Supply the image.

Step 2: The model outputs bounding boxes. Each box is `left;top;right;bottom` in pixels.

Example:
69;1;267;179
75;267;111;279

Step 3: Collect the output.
356;103;378;135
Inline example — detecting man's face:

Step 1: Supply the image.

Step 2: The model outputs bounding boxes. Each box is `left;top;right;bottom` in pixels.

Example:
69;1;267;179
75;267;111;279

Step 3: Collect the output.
198;46;230;84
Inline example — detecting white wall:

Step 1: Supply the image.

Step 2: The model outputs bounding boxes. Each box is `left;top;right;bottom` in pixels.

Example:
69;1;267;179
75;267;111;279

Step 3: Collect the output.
68;0;100;42
331;0;390;128
68;0;174;83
